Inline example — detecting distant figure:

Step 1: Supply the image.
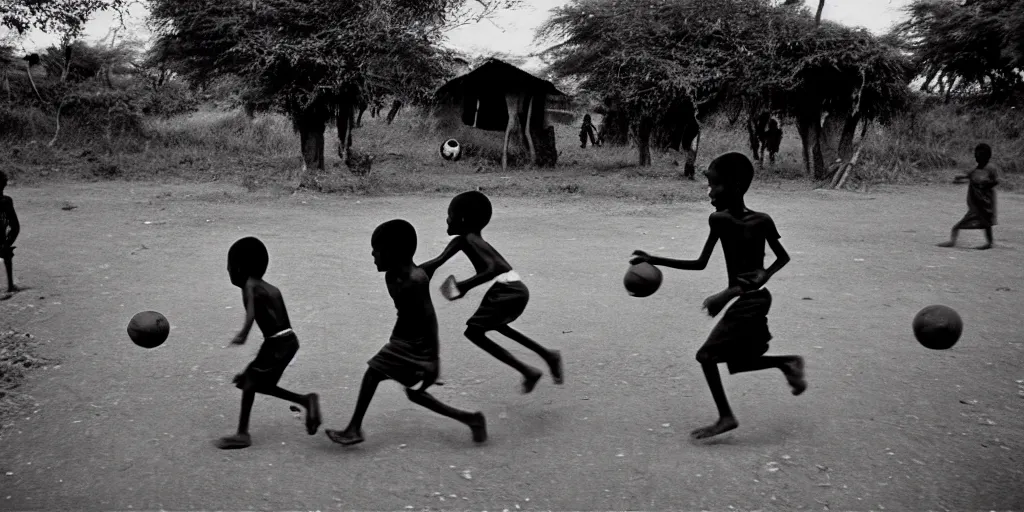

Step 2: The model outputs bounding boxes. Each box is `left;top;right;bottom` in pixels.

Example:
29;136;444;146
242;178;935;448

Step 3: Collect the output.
630;152;806;440
764;118;783;166
324;219;487;446
579;114;600;148
217;237;322;449
938;143;999;250
1;170;21;296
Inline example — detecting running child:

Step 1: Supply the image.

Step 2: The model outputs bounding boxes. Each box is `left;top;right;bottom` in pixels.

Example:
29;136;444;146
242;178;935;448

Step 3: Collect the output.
631;152;806;440
325;219;486;446
1;170;21;296
217;236;322;449
579;114;600;148
937;143;999;250
421;191;563;393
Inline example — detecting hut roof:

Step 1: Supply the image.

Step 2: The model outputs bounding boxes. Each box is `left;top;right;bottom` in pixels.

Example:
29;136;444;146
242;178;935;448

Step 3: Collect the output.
436;58;565;100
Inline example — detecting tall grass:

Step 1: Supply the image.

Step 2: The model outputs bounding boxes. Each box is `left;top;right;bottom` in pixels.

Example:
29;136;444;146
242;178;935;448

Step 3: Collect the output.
1;100;1020;194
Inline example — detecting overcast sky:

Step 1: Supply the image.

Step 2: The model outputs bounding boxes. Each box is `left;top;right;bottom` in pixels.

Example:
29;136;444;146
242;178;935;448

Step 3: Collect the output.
10;0;914;62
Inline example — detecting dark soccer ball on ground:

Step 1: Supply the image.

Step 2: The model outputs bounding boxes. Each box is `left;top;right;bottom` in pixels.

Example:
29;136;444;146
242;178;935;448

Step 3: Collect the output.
440;139;462;161
624;262;662;297
128;311;170;348
912;304;963;350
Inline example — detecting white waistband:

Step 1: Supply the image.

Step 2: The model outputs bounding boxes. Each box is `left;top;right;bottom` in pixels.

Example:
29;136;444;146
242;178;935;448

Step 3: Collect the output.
268;328;293;339
488;270;521;287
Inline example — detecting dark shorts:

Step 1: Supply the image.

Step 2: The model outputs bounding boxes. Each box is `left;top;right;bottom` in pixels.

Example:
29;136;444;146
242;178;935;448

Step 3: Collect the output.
234;331;299;392
955;211;996;229
367;336;438;389
467;280;529;331
697;289;773;373
0;245;13;259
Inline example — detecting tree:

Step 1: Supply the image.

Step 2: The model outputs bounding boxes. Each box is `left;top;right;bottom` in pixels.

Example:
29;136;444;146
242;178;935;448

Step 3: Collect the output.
897;0;1024;102
1;0;128;35
148;0;520;180
538;0;912;178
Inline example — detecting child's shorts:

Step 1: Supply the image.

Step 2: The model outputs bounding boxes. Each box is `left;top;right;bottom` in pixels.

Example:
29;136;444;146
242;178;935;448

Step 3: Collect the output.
697;288;773;372
0;245;13;259
234;330;299;392
367;335;439;389
467;274;528;331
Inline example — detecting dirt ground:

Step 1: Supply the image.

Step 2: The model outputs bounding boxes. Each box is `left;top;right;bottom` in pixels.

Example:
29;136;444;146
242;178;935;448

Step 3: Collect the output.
0;181;1022;511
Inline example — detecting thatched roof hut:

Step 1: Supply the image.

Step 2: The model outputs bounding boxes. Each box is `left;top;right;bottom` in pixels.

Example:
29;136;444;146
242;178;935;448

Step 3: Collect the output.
435;58;565;169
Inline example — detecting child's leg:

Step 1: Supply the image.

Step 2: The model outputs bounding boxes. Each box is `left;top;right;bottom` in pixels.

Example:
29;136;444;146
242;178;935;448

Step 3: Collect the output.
261;386;321;435
728;355;807;395
464;326;543;393
691;363;738;440
216;390;256;449
976;227;993;250
405;389;487;443
495;325;563;385
4;256;18;292
937;226;960;247
325;367;386;446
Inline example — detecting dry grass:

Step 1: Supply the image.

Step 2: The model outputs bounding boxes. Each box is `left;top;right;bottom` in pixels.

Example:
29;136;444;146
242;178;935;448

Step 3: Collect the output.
1;102;1021;197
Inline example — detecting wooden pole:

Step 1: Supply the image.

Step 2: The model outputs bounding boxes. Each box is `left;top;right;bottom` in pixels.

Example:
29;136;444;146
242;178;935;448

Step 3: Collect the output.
502;93;518;172
524;94;536;165
473;98;480;127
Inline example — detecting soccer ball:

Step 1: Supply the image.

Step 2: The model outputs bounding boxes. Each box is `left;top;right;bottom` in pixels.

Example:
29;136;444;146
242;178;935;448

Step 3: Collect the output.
439;139;462;161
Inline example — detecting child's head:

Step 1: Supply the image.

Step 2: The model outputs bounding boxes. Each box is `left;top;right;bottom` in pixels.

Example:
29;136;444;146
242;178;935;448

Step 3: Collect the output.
227;236;269;286
447;191;492;236
371;219;417;271
583;114;592;124
704;152;754;210
974;143;992;166
0;170;8;191
768;118;779;131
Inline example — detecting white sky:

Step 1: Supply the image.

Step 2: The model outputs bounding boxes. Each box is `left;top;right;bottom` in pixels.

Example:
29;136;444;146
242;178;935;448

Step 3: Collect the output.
8;0;913;69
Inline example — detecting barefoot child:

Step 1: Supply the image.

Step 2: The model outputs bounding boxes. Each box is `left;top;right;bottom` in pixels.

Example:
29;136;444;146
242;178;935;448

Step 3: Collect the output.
217;236;322;449
325;219;487;446
422;191;563;394
938;143;999;250
0;170;21;295
631;152;806;440
579;114;599;148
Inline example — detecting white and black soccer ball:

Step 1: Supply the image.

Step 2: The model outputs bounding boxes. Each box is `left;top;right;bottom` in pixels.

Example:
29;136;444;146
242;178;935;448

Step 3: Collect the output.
439;138;462;161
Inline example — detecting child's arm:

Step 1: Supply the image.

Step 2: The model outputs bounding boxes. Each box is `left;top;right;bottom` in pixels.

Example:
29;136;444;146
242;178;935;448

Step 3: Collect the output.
2;199;17;246
230;281;257;345
736;237;791;291
419;237;463;279
631;231;719;271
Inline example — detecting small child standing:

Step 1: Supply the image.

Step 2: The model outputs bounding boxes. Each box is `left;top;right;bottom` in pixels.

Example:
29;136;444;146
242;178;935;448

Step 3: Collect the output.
938;143;999;250
325;219;487;446
579;114;600;148
0;170;21;297
631;152;806;440
217;236;322;449
422;191;563;393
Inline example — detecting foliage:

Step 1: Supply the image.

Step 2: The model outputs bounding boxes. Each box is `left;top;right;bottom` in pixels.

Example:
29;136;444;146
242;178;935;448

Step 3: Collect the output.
1;0;127;35
538;0;914;174
896;0;1024;102
148;0;521;118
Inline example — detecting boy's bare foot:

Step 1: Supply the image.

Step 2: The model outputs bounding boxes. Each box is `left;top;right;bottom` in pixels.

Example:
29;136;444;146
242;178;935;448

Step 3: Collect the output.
547;350;564;385
467;412;487;443
974;243;992;250
214;433;252;449
325;428;364;446
690;416;738;440
936;241;955;248
522;367;543;393
5;285;21;294
305;393;322;435
783;356;807;395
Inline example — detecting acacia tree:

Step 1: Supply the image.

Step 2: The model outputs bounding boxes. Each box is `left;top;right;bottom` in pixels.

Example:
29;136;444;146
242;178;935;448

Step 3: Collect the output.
539;0;912;178
897;0;1024;102
1;0;127;34
148;0;519;177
